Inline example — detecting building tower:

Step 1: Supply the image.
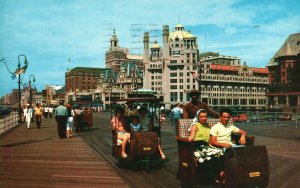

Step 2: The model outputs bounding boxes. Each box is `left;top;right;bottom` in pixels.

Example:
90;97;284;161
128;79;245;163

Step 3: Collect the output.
110;29;118;49
105;30;128;72
143;24;199;108
162;25;169;58
143;32;150;89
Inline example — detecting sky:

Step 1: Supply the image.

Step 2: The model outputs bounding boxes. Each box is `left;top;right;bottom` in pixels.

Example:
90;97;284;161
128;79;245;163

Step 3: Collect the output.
0;0;300;97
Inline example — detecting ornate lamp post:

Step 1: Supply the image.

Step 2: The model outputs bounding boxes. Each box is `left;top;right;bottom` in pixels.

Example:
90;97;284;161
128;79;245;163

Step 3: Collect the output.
29;74;36;106
1;54;29;123
17;55;29;123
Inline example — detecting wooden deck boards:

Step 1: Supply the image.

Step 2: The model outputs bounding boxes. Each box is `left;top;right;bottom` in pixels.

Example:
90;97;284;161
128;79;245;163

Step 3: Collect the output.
79;113;300;188
1;113;299;188
0;117;128;188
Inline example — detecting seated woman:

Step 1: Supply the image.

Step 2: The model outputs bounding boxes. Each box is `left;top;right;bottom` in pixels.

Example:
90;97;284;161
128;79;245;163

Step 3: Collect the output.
138;107;166;160
111;107;130;158
187;109;210;149
188;109;222;183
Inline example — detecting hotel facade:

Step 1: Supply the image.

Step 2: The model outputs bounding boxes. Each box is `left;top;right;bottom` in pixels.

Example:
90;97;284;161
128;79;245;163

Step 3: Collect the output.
143;24;269;110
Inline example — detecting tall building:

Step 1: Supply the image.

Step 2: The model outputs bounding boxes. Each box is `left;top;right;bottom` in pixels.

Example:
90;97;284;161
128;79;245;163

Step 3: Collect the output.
144;24;199;105
65;67;101;104
266;33;300;112
105;29;143;73
200;53;269;110
143;24;269;110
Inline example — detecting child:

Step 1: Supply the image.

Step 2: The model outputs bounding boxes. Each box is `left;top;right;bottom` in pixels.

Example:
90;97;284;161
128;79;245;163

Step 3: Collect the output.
130;116;141;132
160;112;166;126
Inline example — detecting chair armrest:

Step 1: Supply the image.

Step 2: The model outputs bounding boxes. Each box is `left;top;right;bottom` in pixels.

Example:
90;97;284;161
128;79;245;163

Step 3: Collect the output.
232;133;255;146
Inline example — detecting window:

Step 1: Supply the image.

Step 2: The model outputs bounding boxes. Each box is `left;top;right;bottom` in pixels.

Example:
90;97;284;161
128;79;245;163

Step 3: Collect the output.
170;92;177;102
170;73;177;77
171;79;177;83
170;85;177;89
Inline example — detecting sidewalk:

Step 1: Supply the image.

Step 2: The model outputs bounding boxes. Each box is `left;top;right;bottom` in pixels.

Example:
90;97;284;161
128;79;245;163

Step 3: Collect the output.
0;117;128;188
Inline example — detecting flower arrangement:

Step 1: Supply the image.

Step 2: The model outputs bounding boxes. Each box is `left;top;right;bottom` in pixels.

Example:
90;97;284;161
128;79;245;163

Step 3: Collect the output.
194;145;224;164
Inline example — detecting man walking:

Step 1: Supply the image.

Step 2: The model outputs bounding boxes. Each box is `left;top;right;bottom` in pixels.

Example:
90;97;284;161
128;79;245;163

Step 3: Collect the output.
25;104;33;129
34;103;43;128
55;100;68;139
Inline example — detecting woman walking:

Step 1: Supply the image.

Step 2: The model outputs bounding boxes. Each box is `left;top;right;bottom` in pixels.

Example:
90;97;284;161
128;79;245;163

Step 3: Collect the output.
66;103;75;138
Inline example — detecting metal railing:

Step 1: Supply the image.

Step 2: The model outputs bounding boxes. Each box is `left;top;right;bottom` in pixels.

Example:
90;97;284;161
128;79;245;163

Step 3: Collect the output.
233;111;299;128
0;111;20;135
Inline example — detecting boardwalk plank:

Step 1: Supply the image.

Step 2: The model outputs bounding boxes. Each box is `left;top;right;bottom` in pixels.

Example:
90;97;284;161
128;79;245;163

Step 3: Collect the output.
0;117;128;188
80;112;300;188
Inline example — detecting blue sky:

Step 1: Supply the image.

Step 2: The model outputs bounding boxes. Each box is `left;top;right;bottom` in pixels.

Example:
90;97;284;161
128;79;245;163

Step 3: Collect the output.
1;0;300;97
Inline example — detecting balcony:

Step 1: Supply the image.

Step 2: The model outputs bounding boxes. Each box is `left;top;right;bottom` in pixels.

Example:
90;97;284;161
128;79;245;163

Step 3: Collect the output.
148;64;162;70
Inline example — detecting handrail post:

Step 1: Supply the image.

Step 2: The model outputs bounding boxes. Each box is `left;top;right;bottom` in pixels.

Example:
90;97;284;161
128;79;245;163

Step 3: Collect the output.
275;112;277;127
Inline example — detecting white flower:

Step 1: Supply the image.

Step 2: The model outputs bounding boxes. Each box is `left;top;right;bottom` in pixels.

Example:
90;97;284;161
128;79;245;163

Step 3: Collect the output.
194;151;201;157
194;145;224;165
199;158;205;163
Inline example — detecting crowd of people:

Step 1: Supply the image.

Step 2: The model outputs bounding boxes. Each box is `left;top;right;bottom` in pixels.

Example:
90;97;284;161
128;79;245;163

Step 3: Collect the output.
22;101;93;139
22;89;246;185
110;89;247;185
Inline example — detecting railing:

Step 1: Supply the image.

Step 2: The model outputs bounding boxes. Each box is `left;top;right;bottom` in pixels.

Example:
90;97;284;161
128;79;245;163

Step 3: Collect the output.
0;111;20;135
233;111;299;128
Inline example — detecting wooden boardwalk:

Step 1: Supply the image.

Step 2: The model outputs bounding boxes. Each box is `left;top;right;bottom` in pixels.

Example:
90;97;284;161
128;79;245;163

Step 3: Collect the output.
0;116;128;188
1;113;300;188
80;112;300;188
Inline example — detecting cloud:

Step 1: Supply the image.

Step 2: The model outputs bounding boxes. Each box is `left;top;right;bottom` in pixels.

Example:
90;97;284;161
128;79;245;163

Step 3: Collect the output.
1;0;300;97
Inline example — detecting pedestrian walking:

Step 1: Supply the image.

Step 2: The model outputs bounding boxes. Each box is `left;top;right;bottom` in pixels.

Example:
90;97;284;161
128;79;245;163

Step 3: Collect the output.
22;105;27;123
34;103;43;129
55;100;68;139
48;106;53;118
25;104;33;129
66;103;75;138
44;106;49;118
171;103;183;126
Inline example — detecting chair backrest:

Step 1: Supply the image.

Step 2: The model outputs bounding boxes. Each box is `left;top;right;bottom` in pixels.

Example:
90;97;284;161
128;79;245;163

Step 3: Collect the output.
177;118;233;138
177;119;193;138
